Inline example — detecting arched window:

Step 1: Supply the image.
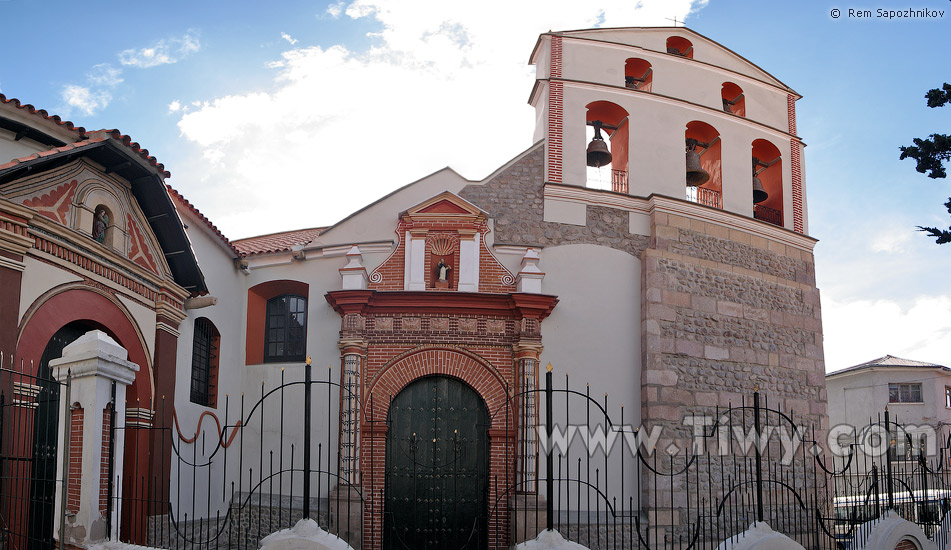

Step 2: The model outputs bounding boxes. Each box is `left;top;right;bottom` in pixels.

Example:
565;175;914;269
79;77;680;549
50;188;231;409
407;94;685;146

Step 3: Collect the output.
585;101;630;193
752;139;784;226
265;294;307;363
190;317;220;407
624;58;652;91
721;82;746;117
666;36;694;59
685;121;722;209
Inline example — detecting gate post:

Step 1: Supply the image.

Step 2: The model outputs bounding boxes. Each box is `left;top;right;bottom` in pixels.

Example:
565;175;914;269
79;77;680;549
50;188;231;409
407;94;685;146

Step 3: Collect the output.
50;330;139;547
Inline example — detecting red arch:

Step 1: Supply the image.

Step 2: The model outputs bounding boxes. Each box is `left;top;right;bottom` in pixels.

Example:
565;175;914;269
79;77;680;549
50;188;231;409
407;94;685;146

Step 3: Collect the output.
16;285;152;403
366;347;509;427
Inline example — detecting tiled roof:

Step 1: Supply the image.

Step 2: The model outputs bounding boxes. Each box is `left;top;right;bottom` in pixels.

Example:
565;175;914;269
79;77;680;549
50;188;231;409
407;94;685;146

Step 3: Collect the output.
233;227;325;257
0;93;87;137
166;186;240;257
0;129;171;178
827;355;948;377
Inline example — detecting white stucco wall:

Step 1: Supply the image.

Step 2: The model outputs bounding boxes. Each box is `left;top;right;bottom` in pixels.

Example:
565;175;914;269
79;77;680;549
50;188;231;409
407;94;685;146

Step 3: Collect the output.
537;243;640;510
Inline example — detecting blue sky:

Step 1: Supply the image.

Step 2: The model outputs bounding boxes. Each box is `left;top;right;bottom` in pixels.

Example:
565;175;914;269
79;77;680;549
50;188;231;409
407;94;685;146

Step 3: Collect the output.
1;0;949;370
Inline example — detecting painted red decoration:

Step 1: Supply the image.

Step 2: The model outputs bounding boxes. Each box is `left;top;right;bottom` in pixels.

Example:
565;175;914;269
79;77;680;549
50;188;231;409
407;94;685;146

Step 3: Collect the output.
22;179;77;224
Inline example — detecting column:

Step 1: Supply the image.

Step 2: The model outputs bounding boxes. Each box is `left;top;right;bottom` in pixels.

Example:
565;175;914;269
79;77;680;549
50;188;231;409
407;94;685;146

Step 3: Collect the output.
51;330;139;546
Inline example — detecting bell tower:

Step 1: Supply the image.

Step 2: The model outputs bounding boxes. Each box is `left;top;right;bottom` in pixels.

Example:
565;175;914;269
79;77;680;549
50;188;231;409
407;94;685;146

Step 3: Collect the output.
529;27;807;233
523;28;825;530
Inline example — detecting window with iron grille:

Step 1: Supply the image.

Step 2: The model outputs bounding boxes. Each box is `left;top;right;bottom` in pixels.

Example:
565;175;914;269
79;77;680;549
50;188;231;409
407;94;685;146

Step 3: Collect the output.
265;294;307;362
190;317;220;407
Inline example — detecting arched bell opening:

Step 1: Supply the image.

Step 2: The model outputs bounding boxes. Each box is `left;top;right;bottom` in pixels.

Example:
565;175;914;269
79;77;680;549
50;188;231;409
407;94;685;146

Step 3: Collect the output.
721;82;746;117
751;139;784;226
585;101;630;193
684;121;722;209
625;58;652;91
666;36;694;59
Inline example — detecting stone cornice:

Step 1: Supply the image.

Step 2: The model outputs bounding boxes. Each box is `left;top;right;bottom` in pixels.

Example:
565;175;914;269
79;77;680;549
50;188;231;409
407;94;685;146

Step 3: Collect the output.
325;290;559;321
543;183;817;252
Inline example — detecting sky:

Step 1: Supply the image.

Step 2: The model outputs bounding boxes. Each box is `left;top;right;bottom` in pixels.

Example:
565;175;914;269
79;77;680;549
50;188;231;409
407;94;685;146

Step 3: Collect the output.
0;0;949;372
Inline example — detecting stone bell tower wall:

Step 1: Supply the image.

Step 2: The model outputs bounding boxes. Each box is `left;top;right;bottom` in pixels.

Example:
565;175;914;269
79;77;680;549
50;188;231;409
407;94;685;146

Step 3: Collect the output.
641;200;825;451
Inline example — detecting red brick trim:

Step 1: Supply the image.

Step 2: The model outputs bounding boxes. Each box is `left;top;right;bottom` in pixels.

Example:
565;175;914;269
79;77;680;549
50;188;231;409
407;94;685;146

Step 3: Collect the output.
548;36;564;183
787;93;804;234
67;404;84;514
365;346;509;423
791;139;803;234
100;404;112;515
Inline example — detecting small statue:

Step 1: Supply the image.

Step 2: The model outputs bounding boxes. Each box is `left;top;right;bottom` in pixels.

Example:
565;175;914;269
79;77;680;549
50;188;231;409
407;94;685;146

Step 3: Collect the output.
436;258;451;282
92;207;109;243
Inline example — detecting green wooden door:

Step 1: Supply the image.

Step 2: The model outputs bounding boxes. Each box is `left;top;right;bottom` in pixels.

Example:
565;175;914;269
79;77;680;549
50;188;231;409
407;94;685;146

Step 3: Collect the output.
384;376;488;550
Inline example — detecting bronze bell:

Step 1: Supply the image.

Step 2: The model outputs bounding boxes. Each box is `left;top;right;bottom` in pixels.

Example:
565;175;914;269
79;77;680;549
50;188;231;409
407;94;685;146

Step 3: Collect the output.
752;175;768;204
586;121;612;168
685;146;710;187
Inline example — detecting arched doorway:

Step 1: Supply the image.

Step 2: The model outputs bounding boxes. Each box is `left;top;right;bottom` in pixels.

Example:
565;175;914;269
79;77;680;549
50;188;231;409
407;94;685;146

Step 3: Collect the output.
384;376;489;550
28;321;101;549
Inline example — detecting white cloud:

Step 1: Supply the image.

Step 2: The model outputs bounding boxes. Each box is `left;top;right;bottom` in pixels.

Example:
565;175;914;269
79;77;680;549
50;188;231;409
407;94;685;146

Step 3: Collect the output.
119;31;201;68
87;64;123;87
168;100;182;113
61;85;112;116
822;294;951;372
174;0;706;238
281;32;298;45
326;2;346;18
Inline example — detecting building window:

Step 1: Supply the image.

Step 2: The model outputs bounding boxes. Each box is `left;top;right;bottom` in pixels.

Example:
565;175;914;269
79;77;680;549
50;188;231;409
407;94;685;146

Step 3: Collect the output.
190;317;220;407
888;383;922;403
946;386;951;408
265;294;307;362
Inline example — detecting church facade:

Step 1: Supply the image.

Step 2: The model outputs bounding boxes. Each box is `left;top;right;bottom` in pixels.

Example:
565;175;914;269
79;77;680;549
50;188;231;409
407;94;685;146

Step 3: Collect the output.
0;26;825;549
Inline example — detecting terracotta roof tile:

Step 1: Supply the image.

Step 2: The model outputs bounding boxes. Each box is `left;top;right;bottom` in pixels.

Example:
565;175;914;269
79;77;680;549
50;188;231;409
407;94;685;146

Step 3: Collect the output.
0;93;87;137
0;130;171;178
233;227;324;257
166;186;240;257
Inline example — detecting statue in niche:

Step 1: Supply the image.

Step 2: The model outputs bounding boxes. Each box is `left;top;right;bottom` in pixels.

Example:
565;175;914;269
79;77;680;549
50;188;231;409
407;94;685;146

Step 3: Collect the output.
436;258;451;282
92;207;109;243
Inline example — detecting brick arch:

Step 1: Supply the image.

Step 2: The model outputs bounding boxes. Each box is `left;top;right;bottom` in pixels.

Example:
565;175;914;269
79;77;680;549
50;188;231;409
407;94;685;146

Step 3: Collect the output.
16;283;153;403
366;347;509;426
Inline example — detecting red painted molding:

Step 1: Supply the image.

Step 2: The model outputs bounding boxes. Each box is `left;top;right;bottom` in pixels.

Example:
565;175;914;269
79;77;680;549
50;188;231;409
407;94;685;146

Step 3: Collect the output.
325;290;558;320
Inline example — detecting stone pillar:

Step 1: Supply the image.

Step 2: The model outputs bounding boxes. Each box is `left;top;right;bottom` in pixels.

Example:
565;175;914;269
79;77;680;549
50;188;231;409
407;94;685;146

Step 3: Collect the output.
332;339;365;548
51;330;139;546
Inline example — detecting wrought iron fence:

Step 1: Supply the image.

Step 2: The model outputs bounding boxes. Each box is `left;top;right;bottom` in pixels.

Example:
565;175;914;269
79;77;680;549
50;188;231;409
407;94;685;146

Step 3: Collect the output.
37;358;949;549
0;354;70;550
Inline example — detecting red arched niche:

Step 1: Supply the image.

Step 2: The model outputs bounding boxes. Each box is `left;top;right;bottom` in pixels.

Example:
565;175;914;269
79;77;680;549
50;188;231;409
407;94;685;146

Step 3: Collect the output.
16;286;152;403
752;139;784;224
366;347;509;425
586;101;631;181
686;121;722;207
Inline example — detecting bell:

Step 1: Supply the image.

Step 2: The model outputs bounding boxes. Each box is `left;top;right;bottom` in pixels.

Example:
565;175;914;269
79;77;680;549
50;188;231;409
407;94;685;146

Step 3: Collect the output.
752;176;768;204
586;121;612;168
685;149;710;187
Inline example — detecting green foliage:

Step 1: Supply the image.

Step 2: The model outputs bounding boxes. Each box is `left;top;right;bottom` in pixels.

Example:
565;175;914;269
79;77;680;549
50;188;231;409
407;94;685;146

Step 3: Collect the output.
900;83;951;243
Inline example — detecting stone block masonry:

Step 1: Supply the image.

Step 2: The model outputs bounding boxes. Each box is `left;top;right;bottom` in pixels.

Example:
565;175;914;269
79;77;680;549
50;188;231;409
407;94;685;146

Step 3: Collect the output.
641;211;825;447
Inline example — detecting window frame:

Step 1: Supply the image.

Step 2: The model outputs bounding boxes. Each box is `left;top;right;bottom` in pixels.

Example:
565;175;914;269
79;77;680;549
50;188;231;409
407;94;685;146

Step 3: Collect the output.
264;294;308;363
888;382;923;404
190;317;220;407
